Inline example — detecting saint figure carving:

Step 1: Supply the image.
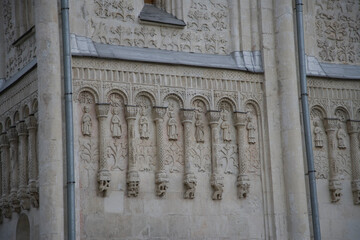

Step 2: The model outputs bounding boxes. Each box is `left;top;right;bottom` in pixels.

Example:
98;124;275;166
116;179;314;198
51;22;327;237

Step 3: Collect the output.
247;115;256;144
195;112;204;143
111;108;122;138
167;111;178;140
337;123;347;149
220;113;231;142
313;120;324;148
139;113;149;139
81;106;92;136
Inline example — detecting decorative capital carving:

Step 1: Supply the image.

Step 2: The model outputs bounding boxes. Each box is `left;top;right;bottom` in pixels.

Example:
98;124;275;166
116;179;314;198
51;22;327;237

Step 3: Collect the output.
16;121;27;136
324;118;339;132
26;115;37;130
347;120;360;134
127;171;140;197
352;180;360;205
0;133;9;147
95;103;110;118
206;110;221;126
7;127;18;142
237;175;250;199
329;179;342;203
233;111;247;127
152;106;167;121
180;109;195;124
155;171;169;197
184;173;197;199
125;105;138;120
210;174;224;200
97;170;111;192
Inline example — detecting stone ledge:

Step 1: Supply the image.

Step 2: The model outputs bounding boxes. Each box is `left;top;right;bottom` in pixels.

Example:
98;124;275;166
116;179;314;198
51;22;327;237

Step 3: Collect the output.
139;4;186;27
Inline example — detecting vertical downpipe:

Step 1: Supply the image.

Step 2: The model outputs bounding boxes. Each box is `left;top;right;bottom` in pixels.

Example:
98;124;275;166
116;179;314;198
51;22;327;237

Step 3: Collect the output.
61;0;76;239
295;1;321;239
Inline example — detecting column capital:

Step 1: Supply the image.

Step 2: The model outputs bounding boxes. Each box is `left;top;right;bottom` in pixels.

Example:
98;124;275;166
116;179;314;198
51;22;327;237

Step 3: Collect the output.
180;109;195;124
16;121;28;136
347;120;360;134
152;106;167;121
233;111;247;126
7;127;18;142
95;103;110;118
206;110;221;125
324;118;339;131
25;115;37;130
124;105;138;120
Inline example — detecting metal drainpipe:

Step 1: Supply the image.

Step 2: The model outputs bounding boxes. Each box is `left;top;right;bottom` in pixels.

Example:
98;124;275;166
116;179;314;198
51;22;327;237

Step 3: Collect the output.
61;0;76;239
295;0;321;239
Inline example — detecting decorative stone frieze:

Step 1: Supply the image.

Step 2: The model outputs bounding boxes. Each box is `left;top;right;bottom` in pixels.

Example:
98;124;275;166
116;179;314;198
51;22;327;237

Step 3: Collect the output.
347;120;360;205
324;118;342;202
234;111;250;199
0;133;11;218
8;127;20;213
207;110;223;200
16;121;31;210
95;103;111;194
180;109;197;199
26;115;39;208
153;106;168;197
125;105;139;197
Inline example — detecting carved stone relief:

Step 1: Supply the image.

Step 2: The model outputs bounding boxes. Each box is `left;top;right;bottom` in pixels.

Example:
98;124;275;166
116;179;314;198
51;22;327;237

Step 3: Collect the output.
315;0;360;64
82;106;93;136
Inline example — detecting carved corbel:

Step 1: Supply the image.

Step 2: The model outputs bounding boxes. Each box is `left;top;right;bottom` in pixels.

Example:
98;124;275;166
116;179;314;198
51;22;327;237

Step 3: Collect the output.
125;105;140;197
153;106;168;197
8;127;21;213
0;133;12;218
95;103;111;194
234;111;250;199
324;118;342;202
180;109;197;199
16;121;31;210
26;115;39;208
347;120;360;205
206;110;223;200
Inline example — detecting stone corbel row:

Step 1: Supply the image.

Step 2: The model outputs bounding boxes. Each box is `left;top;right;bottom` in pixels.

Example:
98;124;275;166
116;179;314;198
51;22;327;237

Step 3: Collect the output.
0;115;39;222
324;118;360;204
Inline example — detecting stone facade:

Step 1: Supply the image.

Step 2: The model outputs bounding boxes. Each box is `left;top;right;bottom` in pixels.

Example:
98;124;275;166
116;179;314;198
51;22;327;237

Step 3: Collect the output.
0;0;359;239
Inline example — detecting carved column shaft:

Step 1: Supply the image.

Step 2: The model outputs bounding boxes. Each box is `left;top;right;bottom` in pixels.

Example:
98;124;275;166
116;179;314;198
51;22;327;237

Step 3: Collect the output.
153;106;168;197
125;105;139;197
0;133;11;218
347;120;360;204
8;126;20;212
26;115;39;207
325;118;342;202
207;110;223;200
234;112;250;199
95;103;111;193
180;109;196;199
17;121;30;210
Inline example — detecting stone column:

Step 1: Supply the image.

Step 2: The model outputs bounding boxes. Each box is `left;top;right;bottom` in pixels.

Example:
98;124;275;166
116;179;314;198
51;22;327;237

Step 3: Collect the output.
26;114;39;208
347;120;360;205
0;133;11;218
35;0;65;238
324;118;342;202
207;110;223;200
180;109;197;199
95;103;111;194
234;111;250;199
153;106;168;197
8;126;20;213
17;121;31;210
125;105;139;197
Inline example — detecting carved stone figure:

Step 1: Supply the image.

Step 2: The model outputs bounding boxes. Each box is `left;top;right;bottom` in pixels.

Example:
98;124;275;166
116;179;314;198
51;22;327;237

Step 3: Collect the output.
313;120;324;148
81;106;92;136
220;112;231;142
139;113;150;139
329;179;342;203
195;112;205;143
167;111;178;141
247;115;256;144
110;107;122;138
211;175;224;200
337;123;347;149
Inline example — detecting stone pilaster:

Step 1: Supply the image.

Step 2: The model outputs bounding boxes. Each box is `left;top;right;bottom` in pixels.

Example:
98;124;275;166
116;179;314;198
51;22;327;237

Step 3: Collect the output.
0;141;2;223
180;109;197;199
26;115;39;208
125;105;139;197
234;111;250;199
8;126;20;213
206;110;223;200
324;118;342;202
95;103;111;194
16;121;31;210
153;106;168;197
0;133;11;219
347;120;360;205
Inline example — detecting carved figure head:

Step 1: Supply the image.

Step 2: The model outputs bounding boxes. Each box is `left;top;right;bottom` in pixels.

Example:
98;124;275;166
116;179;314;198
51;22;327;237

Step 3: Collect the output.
83;106;90;113
112;107;120;115
314;120;319;127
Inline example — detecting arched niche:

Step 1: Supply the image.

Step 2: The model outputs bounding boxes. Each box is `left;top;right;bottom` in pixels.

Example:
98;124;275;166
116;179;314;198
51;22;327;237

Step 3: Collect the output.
16;214;30;240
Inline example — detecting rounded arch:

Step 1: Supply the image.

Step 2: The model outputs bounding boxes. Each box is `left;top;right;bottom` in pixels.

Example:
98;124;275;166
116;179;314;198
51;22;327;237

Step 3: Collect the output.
356;108;360;120
5;117;12;130
106;88;128;105
334;106;350;122
13;111;20;125
163;93;184;108
0;122;3;133
190;95;210;111
216;97;237;112
76;87;99;104
310;105;327;119
16;213;30;240
22;104;30;119
135;91;156;106
31;98;38;114
244;99;261;118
